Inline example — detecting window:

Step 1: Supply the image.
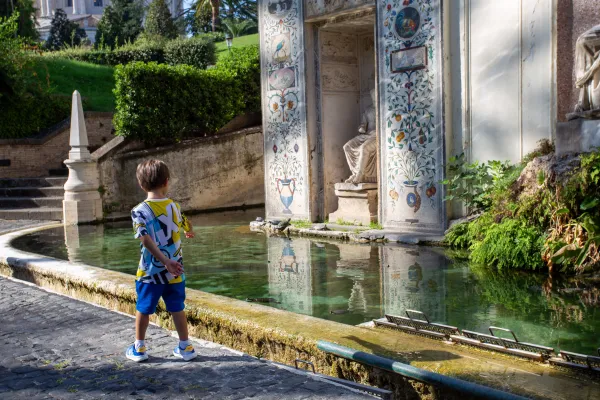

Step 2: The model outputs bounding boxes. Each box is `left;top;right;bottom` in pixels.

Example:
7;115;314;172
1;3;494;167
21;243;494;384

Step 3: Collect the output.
93;0;102;6
67;0;72;6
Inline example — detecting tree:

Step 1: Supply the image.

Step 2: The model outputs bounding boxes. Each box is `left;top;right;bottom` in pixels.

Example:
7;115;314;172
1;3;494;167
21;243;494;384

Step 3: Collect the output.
0;0;38;40
145;0;178;39
222;18;255;38
194;0;220;32
45;8;86;50
95;0;144;48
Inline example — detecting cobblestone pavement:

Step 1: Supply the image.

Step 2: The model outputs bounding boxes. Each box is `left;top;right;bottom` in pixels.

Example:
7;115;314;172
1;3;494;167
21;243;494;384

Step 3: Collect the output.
0;277;372;400
0;220;53;236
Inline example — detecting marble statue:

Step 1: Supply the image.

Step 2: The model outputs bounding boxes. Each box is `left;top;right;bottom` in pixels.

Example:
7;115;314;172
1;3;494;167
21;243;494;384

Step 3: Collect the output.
343;89;377;184
573;24;600;117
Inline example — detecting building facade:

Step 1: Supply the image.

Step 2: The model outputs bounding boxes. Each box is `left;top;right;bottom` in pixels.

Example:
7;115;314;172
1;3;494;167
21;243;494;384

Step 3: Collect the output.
36;0;184;43
258;0;600;233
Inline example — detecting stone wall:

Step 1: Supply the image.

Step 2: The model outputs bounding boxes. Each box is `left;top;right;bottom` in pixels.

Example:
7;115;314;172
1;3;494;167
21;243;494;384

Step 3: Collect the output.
557;0;600;122
0;112;114;179
96;127;264;214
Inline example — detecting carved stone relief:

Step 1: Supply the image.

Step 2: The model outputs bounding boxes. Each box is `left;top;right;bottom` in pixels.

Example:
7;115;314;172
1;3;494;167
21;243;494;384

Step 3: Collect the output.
321;32;357;61
322;64;359;91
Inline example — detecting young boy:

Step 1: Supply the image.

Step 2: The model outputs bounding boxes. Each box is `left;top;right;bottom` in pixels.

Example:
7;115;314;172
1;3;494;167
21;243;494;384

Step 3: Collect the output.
126;159;197;362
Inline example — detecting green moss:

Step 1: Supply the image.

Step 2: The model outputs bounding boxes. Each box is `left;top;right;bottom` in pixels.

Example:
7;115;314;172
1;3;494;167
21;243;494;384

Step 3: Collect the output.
291;219;312;229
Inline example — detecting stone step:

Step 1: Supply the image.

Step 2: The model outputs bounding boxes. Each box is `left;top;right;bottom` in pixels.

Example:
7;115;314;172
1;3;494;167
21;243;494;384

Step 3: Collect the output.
0;186;65;198
0;197;63;209
0;208;62;221
48;168;69;177
0;177;67;188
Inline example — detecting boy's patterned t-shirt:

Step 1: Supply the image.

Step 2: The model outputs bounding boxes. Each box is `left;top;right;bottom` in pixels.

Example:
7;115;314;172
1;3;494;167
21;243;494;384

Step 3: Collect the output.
131;198;191;284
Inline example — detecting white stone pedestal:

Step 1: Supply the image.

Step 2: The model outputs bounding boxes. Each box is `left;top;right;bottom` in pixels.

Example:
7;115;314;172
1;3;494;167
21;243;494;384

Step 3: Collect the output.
556;118;600;156
63;90;102;225
329;183;377;226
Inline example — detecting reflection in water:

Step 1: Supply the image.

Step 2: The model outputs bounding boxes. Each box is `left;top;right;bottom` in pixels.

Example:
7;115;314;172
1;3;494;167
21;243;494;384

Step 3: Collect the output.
9;211;600;354
268;238;312;314
381;246;450;323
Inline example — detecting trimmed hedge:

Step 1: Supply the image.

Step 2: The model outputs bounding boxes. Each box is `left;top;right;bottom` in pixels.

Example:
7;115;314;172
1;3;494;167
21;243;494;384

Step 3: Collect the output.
46;37;217;68
164;36;215;69
1;94;70;139
113;45;260;143
217;45;260;113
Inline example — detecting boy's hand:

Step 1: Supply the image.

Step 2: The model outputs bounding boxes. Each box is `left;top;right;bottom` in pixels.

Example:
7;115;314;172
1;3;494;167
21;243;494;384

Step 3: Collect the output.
185;231;195;239
165;259;184;277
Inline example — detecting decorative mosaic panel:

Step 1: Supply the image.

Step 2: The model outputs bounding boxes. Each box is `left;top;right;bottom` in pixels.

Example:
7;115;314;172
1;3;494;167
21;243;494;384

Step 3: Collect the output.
305;0;374;19
377;0;445;232
260;0;310;219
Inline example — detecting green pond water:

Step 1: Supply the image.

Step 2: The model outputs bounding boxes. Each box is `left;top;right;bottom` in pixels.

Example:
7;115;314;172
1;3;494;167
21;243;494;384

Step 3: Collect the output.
11;209;600;355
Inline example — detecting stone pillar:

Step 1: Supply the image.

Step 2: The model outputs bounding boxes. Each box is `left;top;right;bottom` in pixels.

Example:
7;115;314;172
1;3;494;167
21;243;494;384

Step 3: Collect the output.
45;0;54;16
40;0;47;17
63;91;102;225
73;0;86;15
259;0;311;220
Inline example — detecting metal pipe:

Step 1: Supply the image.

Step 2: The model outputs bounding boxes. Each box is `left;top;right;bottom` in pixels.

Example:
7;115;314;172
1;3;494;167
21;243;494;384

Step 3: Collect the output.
317;341;528;400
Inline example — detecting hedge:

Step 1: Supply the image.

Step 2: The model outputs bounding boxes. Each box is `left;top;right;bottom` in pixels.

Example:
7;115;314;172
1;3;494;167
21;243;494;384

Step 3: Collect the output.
113;45;260;144
1;94;70;139
164;36;216;69
46;37;217;68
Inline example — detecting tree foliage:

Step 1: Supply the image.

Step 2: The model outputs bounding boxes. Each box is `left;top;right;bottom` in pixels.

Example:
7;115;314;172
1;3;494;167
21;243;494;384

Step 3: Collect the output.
95;0;144;49
144;0;178;40
0;0;38;40
45;9;87;50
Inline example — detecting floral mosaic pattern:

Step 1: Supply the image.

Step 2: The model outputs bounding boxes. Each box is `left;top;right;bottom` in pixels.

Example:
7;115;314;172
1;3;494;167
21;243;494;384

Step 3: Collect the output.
377;0;444;230
260;0;309;218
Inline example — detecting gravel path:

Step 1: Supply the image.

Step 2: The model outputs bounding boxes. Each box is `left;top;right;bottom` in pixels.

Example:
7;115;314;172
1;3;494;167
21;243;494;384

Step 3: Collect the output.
0;277;372;400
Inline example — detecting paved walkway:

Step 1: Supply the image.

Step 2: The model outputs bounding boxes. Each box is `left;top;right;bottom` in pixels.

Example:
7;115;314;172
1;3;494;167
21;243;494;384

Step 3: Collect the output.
0;219;53;236
0;277;371;400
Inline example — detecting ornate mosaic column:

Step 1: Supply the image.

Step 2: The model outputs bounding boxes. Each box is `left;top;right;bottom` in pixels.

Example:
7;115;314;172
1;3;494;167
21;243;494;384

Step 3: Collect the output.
377;0;445;232
259;0;310;220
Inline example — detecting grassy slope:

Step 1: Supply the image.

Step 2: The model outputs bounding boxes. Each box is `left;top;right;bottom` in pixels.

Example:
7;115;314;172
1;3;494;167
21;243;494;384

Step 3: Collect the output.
215;33;259;58
32;57;116;112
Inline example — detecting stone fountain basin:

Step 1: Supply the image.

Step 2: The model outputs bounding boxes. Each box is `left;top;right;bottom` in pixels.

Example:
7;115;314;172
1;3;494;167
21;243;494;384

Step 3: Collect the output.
1;224;598;400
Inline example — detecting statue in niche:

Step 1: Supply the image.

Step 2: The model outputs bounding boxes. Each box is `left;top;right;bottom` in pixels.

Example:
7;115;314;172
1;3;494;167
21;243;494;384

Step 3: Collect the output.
343;88;377;184
572;24;600;118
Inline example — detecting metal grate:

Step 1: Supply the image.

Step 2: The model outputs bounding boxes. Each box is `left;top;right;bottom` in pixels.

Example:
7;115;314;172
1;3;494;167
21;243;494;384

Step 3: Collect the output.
383;311;459;339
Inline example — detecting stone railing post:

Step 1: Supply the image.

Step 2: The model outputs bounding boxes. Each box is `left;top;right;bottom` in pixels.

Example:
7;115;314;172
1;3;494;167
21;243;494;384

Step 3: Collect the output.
63;91;102;225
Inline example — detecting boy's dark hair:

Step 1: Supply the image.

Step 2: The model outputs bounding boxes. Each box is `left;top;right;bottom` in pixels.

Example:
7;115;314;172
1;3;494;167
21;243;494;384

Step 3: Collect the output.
136;160;170;192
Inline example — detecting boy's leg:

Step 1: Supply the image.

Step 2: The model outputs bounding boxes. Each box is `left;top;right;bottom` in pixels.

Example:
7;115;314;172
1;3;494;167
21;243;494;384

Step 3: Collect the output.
126;281;162;362
136;311;150;340
164;282;196;360
171;311;188;341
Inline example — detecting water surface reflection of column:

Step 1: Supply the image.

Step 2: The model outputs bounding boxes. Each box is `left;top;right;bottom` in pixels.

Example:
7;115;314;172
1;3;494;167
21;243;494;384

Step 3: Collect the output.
380;245;449;323
267;237;313;315
64;224;104;264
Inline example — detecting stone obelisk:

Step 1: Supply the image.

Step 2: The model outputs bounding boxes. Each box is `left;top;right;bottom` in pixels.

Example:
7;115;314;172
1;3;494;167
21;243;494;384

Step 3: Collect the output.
63;90;102;225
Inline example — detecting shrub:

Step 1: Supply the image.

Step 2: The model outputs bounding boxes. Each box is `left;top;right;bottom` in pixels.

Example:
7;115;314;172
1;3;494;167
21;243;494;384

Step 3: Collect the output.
198;31;225;43
216;45;260;112
470;218;546;271
164;36;215;69
1;93;70;139
108;41;165;64
113;62;243;143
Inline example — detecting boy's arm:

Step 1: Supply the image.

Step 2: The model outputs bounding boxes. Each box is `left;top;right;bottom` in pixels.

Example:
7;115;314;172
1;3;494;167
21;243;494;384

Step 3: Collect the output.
179;206;194;238
139;235;184;277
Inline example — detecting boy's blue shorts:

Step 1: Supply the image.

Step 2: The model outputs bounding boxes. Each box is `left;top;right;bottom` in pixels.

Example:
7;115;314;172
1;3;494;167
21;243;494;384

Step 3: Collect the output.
136;280;186;315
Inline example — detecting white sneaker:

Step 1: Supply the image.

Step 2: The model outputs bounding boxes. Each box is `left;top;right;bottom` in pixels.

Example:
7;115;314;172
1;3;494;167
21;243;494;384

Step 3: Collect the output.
173;343;197;361
125;344;148;362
